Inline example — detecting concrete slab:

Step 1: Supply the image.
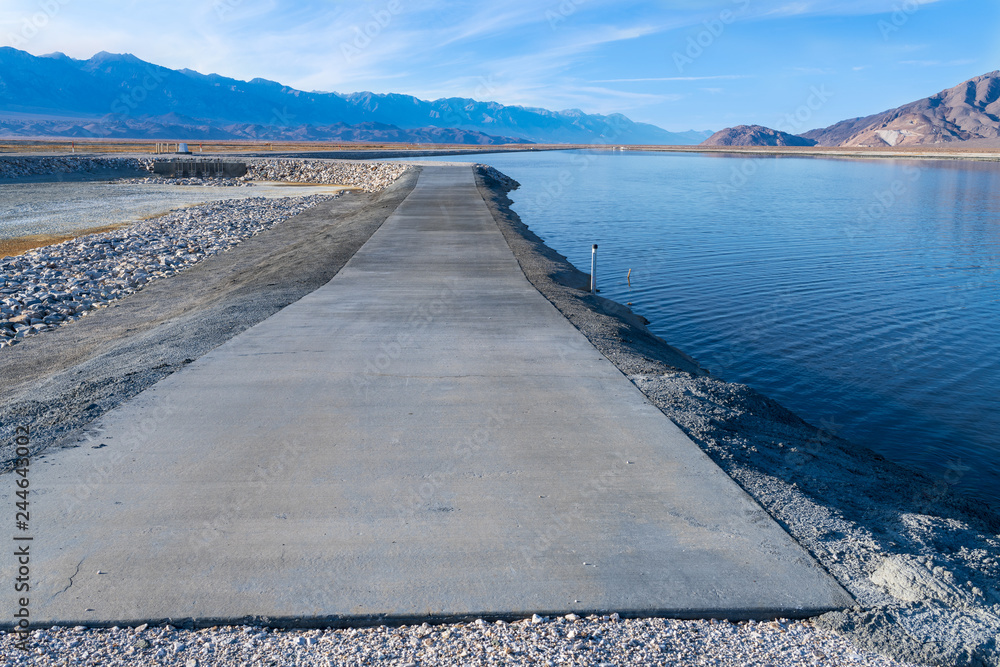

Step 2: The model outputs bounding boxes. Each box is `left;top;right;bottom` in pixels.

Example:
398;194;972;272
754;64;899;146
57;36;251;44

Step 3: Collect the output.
2;166;853;627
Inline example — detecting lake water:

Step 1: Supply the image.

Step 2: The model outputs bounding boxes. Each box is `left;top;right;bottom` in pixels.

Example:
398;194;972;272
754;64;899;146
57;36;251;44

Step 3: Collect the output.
405;151;1000;509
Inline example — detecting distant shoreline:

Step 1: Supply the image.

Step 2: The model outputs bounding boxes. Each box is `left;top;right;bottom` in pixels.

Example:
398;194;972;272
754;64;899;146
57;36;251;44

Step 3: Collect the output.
620;144;1000;161
3;139;1000;162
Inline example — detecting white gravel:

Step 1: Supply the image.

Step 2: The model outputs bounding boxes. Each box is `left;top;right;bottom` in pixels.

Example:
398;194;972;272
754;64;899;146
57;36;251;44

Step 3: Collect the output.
0;157;412;351
0;156;152;179
0;615;926;666
112;176;255;187
241;158;408;191
0;195;338;349
0;155;409;190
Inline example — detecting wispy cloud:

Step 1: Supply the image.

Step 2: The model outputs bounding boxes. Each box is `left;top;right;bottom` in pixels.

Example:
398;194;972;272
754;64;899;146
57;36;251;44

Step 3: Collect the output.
790;67;836;74
593;75;752;83
763;2;813;17
752;0;947;17
899;58;977;67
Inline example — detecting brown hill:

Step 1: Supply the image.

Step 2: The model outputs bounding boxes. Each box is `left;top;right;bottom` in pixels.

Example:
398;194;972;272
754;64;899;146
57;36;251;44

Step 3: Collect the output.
801;71;1000;147
700;124;817;147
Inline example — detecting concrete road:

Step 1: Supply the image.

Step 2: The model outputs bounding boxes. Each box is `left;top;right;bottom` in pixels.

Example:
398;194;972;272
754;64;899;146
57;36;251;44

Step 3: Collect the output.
3;165;852;627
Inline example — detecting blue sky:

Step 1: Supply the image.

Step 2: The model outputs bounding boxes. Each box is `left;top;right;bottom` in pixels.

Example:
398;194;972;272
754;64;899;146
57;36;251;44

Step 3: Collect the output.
2;0;997;132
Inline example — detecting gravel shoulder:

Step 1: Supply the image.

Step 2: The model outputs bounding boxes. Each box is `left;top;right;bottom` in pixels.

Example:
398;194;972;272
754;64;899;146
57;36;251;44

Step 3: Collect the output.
0;168;419;466
474;165;1000;667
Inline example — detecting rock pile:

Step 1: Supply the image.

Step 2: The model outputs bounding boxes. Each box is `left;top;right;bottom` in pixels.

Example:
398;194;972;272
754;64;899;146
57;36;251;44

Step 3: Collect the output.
0;194;338;349
114;176;254;187
0;156;153;179
1;156;410;191
476;163;521;191
242;159;409;191
0;157;414;351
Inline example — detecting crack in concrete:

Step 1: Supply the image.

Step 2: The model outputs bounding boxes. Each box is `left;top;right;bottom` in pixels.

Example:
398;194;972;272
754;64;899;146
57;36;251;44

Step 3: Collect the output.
51;559;84;599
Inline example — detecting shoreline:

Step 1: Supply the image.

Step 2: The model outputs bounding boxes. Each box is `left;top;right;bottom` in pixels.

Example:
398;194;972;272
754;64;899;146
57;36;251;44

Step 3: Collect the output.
605;145;1000;161
474;165;1000;667
5;142;1000;167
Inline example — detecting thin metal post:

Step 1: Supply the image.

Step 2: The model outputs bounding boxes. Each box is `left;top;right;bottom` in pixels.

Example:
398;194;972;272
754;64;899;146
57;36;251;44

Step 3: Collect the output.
591;244;598;293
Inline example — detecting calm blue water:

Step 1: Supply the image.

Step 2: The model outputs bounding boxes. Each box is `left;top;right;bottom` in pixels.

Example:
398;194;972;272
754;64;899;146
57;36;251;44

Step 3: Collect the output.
406;151;1000;509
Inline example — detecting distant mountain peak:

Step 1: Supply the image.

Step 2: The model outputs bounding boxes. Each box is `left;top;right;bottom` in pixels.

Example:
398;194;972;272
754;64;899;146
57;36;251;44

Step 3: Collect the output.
801;70;1000;147
88;51;144;64
701;124;817;147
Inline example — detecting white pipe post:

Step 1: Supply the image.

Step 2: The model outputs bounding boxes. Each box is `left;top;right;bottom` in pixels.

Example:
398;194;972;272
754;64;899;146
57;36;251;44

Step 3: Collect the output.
591;244;598;293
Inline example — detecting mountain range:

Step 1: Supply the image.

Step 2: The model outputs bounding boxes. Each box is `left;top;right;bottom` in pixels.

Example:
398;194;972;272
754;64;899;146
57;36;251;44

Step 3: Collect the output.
0;48;710;145
703;71;1000;148
0;113;534;145
801;70;1000;146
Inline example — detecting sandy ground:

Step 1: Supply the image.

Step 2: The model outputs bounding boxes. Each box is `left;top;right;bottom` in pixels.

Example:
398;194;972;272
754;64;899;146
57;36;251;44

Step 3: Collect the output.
0;223;131;257
0;164;997;665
